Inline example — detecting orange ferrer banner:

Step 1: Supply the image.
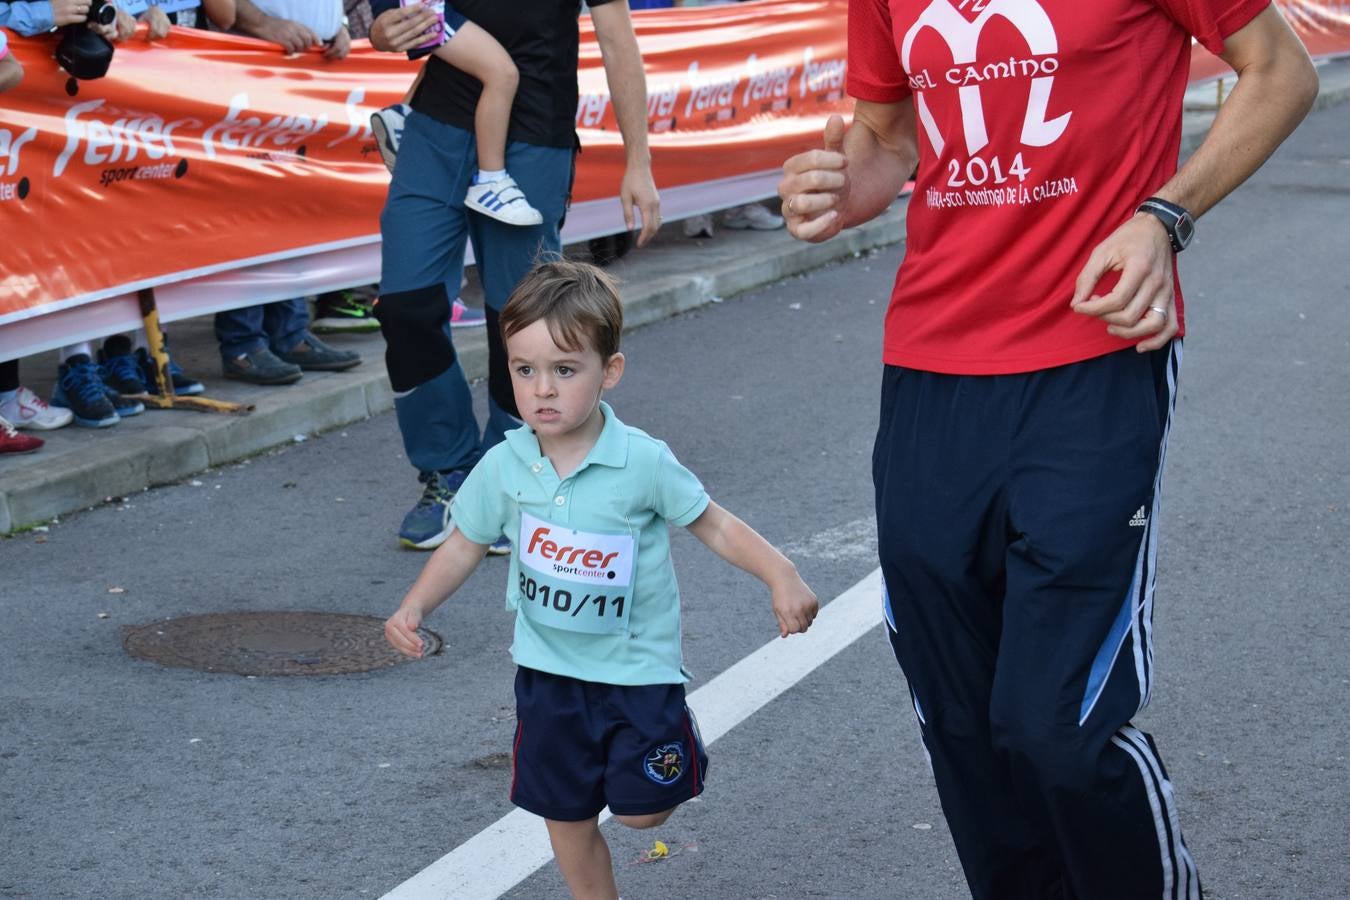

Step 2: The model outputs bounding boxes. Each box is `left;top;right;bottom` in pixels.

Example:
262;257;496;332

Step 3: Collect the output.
1;0;1347;356
0;0;850;336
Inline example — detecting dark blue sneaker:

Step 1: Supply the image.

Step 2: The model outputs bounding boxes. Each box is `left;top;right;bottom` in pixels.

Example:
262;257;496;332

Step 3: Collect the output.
98;335;148;395
136;347;204;396
105;385;145;417
52;354;120;428
399;469;467;550
486;535;512;556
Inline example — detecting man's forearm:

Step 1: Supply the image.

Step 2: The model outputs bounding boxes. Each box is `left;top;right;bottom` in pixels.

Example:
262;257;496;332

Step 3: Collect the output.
231;0;272;36
1155;6;1317;217
842;102;918;228
593;6;651;166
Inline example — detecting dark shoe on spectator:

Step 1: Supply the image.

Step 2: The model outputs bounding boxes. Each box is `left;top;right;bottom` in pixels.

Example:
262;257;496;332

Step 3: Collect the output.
486;535;511;556
52;355;120;427
136;346;205;396
370;103;411;174
105;385;145;418
0;415;44;454
588;231;632;267
312;289;381;334
277;335;361;372
98;335;149;395
399;469;467;550
222;348;303;385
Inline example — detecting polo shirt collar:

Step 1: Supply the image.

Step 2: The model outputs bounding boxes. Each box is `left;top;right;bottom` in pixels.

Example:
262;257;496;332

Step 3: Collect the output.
504;400;629;472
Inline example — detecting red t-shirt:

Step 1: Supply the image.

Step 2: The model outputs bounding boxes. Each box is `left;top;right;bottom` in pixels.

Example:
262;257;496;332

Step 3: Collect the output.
848;0;1269;374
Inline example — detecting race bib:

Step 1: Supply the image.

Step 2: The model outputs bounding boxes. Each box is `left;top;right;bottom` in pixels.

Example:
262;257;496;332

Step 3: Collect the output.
516;511;635;635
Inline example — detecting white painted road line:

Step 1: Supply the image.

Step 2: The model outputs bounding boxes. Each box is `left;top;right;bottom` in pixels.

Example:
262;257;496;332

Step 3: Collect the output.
381;567;885;900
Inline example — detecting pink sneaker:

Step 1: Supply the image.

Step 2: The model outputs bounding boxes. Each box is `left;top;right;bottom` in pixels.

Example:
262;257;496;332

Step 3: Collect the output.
450;298;486;329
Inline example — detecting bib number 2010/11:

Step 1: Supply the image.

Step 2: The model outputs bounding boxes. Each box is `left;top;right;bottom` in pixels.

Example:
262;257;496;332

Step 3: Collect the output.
519;572;626;621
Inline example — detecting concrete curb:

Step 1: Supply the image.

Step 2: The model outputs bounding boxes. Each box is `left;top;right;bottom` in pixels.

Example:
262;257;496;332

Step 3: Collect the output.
3;58;1348;535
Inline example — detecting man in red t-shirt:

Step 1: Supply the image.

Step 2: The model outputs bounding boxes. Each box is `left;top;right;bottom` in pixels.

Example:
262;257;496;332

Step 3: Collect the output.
780;2;1316;897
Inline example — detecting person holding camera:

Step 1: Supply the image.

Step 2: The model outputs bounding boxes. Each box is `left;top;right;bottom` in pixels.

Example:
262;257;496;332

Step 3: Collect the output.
0;0;118;39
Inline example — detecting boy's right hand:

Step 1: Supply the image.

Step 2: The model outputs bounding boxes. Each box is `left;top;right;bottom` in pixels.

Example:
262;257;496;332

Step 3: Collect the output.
771;575;819;638
385;605;426;658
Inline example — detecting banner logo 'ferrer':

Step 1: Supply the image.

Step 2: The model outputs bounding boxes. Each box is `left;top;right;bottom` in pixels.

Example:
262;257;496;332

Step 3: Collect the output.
54;99;200;177
202;93;329;160
520;512;634;586
901;0;1071;155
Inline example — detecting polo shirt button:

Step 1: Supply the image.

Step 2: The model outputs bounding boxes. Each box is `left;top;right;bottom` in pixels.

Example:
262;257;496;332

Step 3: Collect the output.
531;463;542;473
554;496;565;506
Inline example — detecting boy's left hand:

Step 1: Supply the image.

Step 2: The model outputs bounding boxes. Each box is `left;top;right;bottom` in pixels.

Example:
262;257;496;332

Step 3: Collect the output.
771;576;819;638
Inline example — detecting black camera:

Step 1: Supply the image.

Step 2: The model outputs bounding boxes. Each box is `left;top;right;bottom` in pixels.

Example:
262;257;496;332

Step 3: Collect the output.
55;0;117;81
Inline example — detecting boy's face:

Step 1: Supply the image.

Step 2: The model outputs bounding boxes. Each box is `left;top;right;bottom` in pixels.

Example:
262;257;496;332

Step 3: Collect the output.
506;319;624;445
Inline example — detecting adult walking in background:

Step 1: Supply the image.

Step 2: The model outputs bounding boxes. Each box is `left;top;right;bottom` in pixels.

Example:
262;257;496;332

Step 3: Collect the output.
367;0;660;550
780;2;1316;897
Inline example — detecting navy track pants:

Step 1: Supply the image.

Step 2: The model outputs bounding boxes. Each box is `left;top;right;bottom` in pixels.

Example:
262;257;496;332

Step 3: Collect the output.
874;341;1200;900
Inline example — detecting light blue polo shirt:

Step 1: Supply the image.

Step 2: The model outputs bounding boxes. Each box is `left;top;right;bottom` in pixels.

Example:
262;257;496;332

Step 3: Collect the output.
450;402;710;686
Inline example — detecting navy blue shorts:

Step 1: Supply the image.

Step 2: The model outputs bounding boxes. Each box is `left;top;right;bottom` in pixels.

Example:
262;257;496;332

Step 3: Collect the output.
510;667;708;822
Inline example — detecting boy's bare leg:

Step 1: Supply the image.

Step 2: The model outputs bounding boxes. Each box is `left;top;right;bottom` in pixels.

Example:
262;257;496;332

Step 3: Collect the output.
432;21;517;171
613;808;675;830
545;816;618;900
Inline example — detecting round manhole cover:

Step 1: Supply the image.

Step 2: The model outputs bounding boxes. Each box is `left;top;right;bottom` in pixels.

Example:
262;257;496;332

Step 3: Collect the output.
122;611;442;676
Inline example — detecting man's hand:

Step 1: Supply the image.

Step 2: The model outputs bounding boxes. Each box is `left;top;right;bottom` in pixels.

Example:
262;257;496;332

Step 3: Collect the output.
140;5;172;40
384;604;426;658
1070;214;1179;352
113;7;137;40
50;0;90;28
322;24;349;60
253;16;321;54
779;114;849;243
370;4;439;53
621;165;660;247
770;574;819;638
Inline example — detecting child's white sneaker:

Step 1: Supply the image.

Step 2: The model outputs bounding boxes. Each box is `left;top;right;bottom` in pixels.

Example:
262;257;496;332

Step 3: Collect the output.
465;175;544;226
370;103;411;174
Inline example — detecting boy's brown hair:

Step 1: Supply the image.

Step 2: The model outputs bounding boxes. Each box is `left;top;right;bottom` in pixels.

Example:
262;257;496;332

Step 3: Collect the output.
500;258;624;359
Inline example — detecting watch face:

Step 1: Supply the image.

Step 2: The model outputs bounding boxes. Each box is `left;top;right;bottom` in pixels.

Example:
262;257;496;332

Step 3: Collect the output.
1174;214;1195;249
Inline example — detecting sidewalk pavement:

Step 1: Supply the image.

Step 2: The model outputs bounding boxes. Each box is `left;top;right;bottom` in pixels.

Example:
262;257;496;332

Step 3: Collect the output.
3;59;1348;535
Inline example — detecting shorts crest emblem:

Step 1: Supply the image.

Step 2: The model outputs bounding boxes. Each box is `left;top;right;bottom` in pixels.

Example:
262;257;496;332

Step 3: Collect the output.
643;741;686;785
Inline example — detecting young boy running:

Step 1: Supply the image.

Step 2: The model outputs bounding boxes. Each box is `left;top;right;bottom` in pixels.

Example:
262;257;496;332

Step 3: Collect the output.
385;258;819;898
370;2;542;226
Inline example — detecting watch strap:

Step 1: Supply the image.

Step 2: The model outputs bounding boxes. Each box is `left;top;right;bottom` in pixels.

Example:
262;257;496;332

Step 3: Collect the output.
1136;197;1194;252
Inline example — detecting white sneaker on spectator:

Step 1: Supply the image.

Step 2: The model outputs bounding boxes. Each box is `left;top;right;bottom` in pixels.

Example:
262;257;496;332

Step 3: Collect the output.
370;103;411;174
682;213;715;238
0;386;73;430
722;203;785;231
465;176;544;226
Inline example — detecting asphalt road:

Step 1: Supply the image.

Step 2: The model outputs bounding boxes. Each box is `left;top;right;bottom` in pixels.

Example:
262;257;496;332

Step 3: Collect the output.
3;104;1348;900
